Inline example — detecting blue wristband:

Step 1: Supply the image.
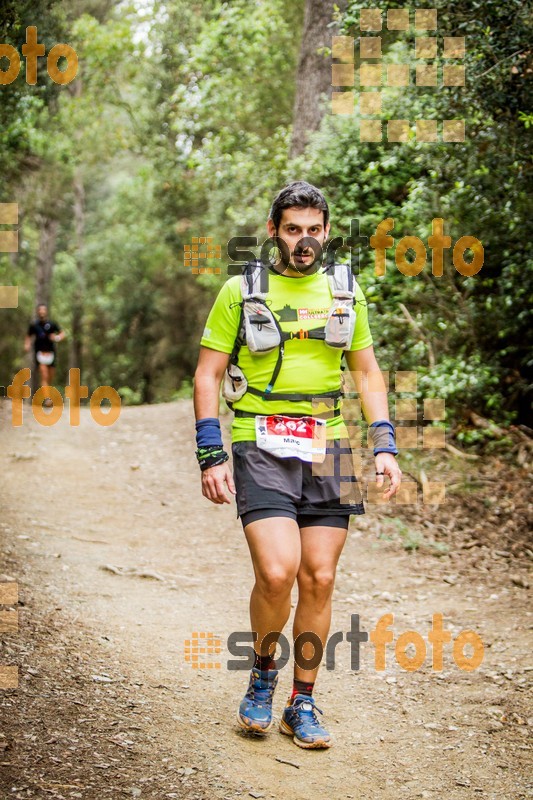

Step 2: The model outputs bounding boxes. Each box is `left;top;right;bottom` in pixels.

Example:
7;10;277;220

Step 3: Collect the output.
369;419;399;456
195;417;223;448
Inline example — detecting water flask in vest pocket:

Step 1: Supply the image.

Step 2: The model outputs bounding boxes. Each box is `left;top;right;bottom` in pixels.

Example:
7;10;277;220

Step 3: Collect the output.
222;364;248;402
243;301;281;353
324;302;356;349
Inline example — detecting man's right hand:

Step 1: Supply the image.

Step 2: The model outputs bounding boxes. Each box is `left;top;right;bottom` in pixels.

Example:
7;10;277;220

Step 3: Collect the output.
201;461;237;504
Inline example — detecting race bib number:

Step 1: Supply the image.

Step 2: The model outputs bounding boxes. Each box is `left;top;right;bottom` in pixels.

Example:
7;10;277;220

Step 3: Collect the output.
255;414;327;462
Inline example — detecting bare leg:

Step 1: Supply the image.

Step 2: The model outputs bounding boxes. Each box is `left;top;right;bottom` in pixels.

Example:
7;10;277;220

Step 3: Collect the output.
39;363;50;388
39;365;55;405
243;516;301;658
292;525;348;684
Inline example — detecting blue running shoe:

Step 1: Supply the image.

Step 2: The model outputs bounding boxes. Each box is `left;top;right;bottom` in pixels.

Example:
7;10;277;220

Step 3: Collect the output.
237;668;279;734
279;694;332;748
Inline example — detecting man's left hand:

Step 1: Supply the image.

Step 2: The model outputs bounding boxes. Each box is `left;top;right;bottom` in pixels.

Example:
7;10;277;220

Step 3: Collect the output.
375;452;402;500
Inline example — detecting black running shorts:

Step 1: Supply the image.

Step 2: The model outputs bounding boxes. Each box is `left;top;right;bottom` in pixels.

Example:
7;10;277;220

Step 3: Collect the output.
232;438;364;527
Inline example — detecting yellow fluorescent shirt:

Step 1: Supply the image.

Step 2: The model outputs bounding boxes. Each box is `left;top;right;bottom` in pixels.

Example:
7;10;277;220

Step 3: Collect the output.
200;267;373;442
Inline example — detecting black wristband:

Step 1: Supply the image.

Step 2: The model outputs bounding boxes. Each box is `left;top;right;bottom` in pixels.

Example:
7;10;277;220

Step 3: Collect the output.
196;445;229;472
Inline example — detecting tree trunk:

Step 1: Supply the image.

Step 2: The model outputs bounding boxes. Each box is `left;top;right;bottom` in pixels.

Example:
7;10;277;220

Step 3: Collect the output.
70;79;85;373
289;0;347;158
35;215;59;308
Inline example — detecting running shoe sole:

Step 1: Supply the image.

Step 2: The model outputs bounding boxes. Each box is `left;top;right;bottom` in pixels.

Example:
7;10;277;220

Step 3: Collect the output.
279;717;332;748
236;708;273;735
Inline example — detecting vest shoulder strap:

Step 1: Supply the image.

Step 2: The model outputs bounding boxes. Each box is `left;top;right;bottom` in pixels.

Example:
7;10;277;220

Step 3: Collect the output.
239;260;356;301
240;260;268;301
324;262;355;300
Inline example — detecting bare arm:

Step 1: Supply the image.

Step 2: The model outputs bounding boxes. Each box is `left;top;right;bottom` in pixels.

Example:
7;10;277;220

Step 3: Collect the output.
193;346;236;504
193;345;230;420
24;334;32;353
345;345;402;499
345;345;390;423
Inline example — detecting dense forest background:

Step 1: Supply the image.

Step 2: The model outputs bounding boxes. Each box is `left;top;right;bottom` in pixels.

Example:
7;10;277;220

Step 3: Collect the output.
0;0;531;443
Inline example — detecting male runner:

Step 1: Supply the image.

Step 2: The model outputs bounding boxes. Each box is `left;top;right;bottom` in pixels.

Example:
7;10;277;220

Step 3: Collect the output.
194;181;402;749
25;304;65;406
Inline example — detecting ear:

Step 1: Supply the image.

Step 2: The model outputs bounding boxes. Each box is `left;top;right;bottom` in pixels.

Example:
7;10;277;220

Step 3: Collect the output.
266;219;276;238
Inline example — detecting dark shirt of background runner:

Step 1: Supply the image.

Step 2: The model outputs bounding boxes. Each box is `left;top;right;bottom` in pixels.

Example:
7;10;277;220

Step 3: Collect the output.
27;320;61;353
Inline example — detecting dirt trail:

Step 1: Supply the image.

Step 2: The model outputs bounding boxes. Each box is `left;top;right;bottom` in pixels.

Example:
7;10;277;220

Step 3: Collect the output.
0;399;531;800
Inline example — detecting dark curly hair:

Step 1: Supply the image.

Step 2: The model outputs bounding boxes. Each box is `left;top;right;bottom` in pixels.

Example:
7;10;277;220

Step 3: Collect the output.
269;181;329;231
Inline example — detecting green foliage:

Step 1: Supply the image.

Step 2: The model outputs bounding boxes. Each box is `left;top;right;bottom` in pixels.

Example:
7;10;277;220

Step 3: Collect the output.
0;0;530;428
298;0;532;424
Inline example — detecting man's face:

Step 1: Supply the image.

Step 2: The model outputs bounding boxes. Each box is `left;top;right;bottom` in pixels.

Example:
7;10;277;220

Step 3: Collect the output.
267;207;330;275
37;305;47;320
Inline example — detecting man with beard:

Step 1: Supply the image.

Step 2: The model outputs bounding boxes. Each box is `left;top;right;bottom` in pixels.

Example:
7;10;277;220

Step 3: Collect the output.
194;181;401;748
